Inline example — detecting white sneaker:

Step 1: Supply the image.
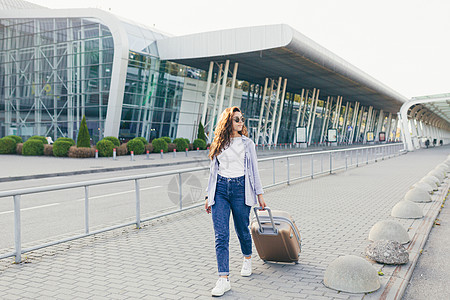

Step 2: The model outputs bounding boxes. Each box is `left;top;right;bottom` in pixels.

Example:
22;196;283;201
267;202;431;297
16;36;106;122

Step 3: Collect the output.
241;257;252;277
211;277;231;297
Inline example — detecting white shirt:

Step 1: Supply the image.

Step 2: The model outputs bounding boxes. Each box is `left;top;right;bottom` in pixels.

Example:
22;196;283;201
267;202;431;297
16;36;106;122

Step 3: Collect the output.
217;136;245;178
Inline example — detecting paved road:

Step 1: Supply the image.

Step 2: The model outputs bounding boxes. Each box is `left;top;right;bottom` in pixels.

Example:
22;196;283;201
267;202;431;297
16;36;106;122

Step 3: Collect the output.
0;145;447;299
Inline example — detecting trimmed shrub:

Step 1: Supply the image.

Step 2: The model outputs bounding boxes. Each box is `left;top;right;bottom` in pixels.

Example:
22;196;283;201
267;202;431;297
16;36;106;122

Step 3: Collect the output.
197;122;206;141
193;138;207;150
29;135;48;144
145;143;154;153
152;138;168;153
68;146;95;158
16;143;23;155
183;138;190;146
127;138;145;155
6;135;23;144
117;143;128;156
77;115;91;147
53;141;73;157
103;136;120;148
168;143;176;152
44;144;53;156
96;139;114;157
23;139;44;156
0;137;17;154
134;137;148;145
173;138;189;152
161;136;171;144
56;137;75;146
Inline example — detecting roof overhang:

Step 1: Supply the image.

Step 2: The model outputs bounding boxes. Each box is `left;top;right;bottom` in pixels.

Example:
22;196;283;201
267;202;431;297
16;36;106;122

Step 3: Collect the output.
157;24;408;113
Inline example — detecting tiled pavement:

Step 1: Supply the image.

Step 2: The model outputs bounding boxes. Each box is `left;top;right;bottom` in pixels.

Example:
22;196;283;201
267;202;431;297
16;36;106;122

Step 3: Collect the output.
0;146;448;299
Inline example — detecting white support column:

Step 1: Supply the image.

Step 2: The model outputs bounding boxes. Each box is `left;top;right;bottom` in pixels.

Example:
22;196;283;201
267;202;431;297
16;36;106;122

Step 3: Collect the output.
332;96;342;128
356;106;365;143
374;110;384;141
263;79;275;144
274;78;287;145
293;89;305;144
363;106;373;143
339;102;350;143
256;78;269;145
269;77;282;145
384;112;392;141
305;88;317;143
201;61;214;126
319;97;330;144
300;89;309;127
308;89;320;145
216;60;230;122
208;64;222;136
349;101;360;144
228;62;238;107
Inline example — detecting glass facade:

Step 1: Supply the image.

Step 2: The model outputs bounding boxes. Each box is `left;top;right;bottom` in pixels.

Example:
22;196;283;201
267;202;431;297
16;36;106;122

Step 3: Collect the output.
0;17;114;142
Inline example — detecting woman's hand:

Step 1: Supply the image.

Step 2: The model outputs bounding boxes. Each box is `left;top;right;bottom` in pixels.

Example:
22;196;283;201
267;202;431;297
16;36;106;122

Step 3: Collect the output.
257;195;266;209
205;198;211;214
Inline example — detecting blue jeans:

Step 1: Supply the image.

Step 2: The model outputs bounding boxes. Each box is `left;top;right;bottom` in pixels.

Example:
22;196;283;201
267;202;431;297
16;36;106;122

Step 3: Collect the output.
212;174;252;276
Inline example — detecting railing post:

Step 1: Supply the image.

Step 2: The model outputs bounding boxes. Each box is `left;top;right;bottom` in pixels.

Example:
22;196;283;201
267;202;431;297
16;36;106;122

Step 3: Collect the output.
178;173;183;210
287;157;290;185
329;152;332;174
13;195;21;263
356;150;359;167
311;154;314;179
84;186;89;234
273;160;276;184
345;151;348;170
366;148;369;164
300;155;302;178
135;179;141;229
321;153;323;173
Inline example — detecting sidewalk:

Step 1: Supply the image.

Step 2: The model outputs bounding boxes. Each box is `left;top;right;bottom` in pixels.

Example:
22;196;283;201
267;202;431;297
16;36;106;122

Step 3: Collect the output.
0;146;448;299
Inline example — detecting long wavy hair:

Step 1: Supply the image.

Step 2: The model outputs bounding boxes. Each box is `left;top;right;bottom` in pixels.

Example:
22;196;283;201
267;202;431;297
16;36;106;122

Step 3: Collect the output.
208;106;248;160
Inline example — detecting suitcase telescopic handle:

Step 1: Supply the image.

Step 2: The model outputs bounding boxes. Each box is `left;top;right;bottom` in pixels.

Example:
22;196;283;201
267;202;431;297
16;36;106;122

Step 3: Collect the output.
253;206;278;235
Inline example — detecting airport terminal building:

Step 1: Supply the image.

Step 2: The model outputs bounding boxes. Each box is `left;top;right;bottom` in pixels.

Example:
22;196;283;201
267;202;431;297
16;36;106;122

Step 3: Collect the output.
1;0;448;147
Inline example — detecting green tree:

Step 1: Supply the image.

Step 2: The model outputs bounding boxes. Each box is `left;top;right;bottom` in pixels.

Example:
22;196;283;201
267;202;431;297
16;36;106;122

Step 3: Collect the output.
77;116;91;148
197;121;206;141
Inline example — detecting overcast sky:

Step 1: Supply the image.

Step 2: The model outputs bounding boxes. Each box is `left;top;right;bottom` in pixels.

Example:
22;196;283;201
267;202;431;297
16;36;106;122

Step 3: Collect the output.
29;0;450;99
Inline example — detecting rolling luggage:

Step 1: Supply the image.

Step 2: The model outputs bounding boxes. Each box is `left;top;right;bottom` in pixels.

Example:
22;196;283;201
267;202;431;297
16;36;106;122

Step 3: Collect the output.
251;207;301;263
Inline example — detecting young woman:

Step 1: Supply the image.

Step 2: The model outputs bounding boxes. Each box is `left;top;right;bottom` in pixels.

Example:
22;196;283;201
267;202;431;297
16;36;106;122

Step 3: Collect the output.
205;106;266;297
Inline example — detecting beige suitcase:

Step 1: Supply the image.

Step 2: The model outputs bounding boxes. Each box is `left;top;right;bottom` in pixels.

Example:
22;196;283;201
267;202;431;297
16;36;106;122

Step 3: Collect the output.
251;207;301;263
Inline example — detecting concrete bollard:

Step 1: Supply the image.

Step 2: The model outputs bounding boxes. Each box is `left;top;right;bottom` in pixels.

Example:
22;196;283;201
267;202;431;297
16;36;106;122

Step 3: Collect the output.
197;147;199;153
95;149;98;159
173;148;176;158
185;148;188;157
130;151;134;161
146;150;150;160
113;148;116;160
160;149;163;159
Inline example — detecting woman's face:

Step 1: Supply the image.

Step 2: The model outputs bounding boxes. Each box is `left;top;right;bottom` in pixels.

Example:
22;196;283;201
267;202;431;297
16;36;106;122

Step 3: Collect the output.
231;111;244;133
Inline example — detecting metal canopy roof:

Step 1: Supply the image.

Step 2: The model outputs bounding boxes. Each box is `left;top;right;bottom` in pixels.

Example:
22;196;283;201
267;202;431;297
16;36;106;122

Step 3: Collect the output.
157;24;408;113
411;93;450;125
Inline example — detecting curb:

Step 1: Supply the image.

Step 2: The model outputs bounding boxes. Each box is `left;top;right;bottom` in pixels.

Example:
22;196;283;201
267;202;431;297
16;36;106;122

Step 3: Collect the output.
365;179;449;300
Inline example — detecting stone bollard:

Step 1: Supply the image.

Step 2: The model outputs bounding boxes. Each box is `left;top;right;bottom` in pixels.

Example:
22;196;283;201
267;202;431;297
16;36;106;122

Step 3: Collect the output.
113;148;116;160
146;150;150;160
368;220;410;244
160;149;163;159
391;200;423;219
173;148;176;158
324;255;380;293
130;151;134;161
95;149;98;159
185;148;188;157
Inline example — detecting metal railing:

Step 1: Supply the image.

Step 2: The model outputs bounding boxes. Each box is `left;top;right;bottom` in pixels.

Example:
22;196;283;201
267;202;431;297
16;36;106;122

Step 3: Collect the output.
0;142;405;263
